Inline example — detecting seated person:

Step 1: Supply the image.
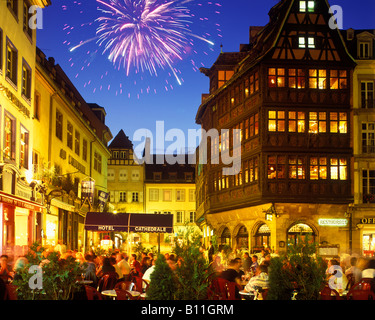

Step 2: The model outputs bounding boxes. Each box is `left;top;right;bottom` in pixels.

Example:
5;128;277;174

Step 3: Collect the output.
244;264;269;295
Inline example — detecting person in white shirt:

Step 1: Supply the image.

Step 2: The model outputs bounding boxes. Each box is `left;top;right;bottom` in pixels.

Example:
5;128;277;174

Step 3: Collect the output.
116;253;131;280
142;259;156;289
362;259;375;279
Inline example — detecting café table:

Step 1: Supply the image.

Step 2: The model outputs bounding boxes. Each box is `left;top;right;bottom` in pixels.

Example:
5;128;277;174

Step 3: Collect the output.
239;290;255;300
101;289;141;300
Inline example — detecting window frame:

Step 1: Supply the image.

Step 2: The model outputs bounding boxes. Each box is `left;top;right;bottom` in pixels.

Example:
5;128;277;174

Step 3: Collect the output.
6;37;18;88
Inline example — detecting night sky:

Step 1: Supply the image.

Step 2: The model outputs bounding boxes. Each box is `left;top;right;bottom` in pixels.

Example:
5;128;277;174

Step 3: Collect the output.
36;0;375;153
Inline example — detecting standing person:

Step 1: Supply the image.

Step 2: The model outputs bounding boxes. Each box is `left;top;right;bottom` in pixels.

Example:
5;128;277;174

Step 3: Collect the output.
130;254;141;277
242;252;252;272
208;241;215;264
141;256;151;274
116;253;131;281
0;255;11;283
362;259;375;279
84;253;98;287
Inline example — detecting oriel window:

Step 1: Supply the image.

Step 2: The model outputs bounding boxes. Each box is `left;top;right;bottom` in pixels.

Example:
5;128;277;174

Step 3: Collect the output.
268;68;285;87
309;112;326;133
330;112;347;133
289;157;306;179
330;70;347;89
330;158;347;180
309;69;326;89
218;70;234;88
310;157;327;180
268;111;285;132
289;69;306;89
288;111;305;133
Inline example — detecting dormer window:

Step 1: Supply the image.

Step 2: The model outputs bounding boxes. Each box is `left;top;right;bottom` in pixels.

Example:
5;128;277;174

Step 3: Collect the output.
299;36;315;49
218;70;234;89
359;42;371;59
299;1;315;13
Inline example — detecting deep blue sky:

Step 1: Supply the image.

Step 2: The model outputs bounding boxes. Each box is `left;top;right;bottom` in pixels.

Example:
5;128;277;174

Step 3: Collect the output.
37;0;375;153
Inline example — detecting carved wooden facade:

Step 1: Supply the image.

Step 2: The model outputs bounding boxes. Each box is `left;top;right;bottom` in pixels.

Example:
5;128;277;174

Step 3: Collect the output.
195;0;356;219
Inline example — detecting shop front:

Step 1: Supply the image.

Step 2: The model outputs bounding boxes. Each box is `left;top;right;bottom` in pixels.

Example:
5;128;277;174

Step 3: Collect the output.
0;191;44;259
84;212;174;253
358;217;375;257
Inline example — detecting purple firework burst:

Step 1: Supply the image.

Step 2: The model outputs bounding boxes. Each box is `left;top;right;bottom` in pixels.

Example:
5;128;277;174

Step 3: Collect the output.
70;0;214;85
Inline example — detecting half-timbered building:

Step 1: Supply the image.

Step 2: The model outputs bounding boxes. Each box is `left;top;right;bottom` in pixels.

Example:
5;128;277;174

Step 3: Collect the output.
195;0;357;256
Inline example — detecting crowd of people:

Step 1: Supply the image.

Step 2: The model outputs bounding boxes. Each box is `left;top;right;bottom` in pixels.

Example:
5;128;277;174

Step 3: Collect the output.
2;241;375;300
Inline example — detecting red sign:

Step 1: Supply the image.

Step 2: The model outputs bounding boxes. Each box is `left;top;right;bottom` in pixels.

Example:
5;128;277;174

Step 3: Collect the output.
0;191;44;211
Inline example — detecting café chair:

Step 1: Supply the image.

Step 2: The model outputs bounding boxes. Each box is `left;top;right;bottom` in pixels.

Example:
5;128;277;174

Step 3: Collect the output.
115;289;139;300
346;278;375;300
4;284;18;300
114;280;135;291
97;272;118;292
319;284;341;300
216;278;241;300
85;285;103;300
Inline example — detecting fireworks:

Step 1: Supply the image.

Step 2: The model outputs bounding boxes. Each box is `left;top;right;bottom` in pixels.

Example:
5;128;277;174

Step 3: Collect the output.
70;0;216;86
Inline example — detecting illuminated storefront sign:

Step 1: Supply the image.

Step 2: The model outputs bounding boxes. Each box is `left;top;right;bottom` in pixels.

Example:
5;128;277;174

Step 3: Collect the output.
360;218;375;224
318;218;348;227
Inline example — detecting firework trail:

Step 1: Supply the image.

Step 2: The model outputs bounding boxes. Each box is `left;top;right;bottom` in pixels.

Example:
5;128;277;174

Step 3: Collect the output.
70;0;216;85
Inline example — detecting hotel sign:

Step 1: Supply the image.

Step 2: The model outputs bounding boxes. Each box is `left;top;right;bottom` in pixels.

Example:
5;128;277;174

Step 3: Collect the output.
318;219;348;227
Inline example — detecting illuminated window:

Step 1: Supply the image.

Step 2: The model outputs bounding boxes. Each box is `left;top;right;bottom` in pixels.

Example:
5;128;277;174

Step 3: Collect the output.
309;112;326;133
218;70;234;88
4;113;15;160
6;38;18;86
248;113;259;137
21;61;32;100
300;1;315;12
289;69;306;89
245;158;258;183
288;111;305;133
268;110;285;132
299;37;315;49
20;126;29;169
289;157;306;179
310;157;327;180
268;68;285;88
268;156;286;180
330;112;347;133
309;69;326;89
330;158;347;180
330;70;347;89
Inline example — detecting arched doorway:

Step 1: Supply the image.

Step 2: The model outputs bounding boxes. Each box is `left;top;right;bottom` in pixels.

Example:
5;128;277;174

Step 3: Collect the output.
253;223;271;252
236;225;249;250
287;222;316;245
220;227;231;246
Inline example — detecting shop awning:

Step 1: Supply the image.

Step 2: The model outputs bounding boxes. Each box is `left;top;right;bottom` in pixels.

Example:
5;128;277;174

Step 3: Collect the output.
84;212;173;233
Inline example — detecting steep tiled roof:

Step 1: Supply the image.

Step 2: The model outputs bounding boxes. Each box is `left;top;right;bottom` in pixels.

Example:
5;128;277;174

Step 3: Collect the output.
108;130;133;149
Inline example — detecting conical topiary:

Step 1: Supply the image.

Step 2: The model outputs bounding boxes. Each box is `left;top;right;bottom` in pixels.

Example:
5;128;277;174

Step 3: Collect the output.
146;254;176;300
